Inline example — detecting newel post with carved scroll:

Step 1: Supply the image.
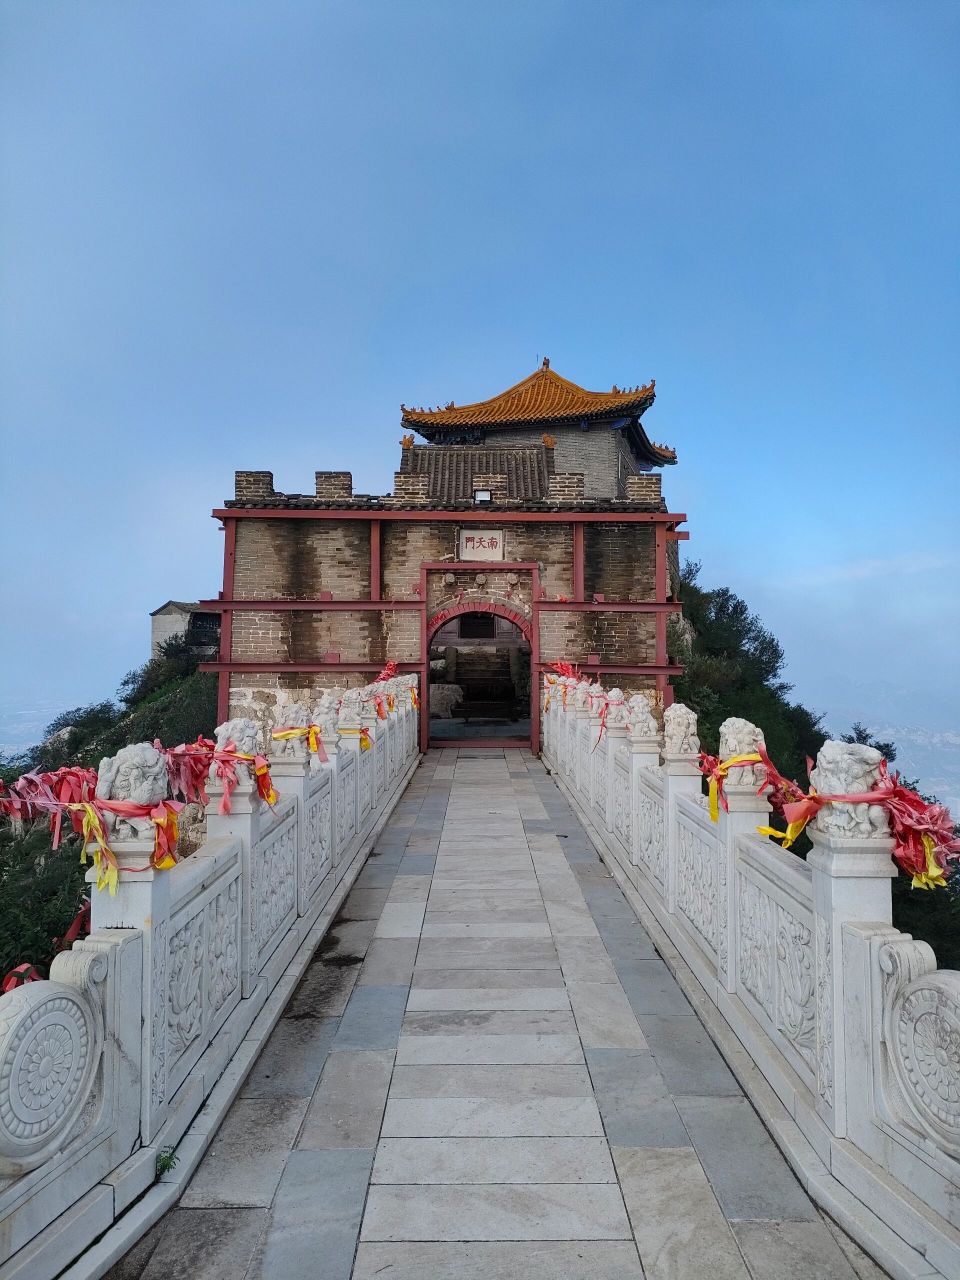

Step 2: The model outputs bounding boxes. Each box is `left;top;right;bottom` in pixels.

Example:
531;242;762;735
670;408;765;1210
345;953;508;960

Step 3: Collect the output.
807;740;896;1137
715;718;771;996
661;703;703;915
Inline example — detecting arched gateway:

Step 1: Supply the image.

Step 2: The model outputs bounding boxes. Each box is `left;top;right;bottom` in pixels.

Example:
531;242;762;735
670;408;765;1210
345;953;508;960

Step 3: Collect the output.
201;360;687;753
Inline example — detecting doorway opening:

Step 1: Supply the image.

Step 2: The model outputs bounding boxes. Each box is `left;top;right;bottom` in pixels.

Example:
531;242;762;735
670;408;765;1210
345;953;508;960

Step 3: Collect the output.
428;610;532;746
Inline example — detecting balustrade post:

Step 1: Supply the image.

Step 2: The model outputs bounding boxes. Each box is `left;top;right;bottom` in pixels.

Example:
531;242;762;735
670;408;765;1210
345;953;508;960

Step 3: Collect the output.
359;695;383;814
268;723;314;917
661;702;703;915
806;741;895;1137
88;832;171;1141
572;684;593;799
626;694;662;876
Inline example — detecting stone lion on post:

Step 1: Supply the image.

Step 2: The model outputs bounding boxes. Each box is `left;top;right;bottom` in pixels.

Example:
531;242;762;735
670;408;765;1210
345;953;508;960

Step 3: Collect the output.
809;740;889;839
96;742;169;839
663;703;700;756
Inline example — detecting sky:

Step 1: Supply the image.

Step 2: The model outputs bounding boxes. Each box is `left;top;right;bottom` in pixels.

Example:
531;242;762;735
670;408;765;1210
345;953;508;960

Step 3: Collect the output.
1;0;958;754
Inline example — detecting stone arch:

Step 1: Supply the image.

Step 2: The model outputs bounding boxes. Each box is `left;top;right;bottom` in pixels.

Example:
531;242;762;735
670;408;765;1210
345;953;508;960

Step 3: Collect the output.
427;601;533;643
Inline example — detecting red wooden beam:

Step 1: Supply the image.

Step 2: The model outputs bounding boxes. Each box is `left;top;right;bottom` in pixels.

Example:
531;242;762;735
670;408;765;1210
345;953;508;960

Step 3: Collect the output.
537;601;682;613
535;661;683;676
197;599;422;612
213;508;686;526
200;661;423;674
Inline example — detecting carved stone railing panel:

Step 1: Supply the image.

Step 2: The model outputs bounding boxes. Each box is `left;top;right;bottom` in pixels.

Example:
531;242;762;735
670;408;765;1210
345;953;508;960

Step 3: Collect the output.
246;796;297;988
734;835;816;1090
300;770;333;911
635;770;665;889
676;807;720;961
336;754;357;859
613;749;631;850
165;857;243;1104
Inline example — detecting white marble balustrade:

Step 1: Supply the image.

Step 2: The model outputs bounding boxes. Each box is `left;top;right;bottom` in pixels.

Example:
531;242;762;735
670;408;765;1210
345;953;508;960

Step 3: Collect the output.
541;676;960;1280
0;675;421;1280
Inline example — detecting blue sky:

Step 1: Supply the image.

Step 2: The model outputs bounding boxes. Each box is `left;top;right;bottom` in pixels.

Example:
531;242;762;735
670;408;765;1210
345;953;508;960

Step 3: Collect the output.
1;0;958;744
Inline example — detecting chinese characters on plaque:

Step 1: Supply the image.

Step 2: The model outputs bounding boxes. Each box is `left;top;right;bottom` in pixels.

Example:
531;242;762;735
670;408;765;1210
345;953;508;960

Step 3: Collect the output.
458;529;505;561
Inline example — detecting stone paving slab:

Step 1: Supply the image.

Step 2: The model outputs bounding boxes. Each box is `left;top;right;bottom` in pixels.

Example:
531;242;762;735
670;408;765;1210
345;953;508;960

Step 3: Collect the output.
360;1183;632;1241
372;1136;616;1184
388;1063;594;1099
402;1008;577;1036
249;1149;374;1280
381;1096;605;1137
411;965;566;988
298;1050;394;1149
351;1240;646;1279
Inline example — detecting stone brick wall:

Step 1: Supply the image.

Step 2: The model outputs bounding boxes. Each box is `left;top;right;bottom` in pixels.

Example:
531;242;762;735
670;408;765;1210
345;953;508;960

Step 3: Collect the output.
538;609;655;666
547;473;585;502
505;523;573;599
583;524;656;601
381;522;455;597
494;426;638;499
625;474;662;504
314;471;353;499
235;470;275;501
233;520;371;600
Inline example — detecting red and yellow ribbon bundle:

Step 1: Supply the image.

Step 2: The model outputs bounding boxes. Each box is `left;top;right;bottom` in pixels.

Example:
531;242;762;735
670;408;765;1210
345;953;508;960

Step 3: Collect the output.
409;686;419;710
271;724;329;763
339;726;373;751
211;746;278;813
386;693;396;713
158;736;216;805
0;765;99;846
698;750;960;890
65;797;184;895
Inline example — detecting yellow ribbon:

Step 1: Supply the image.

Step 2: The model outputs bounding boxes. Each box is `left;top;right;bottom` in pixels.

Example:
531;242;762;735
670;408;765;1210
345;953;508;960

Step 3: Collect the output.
756;819;808;850
386;694;396;713
706;753;764;823
272;725;323;754
410;688;419;709
340;727;372;751
69;802;119;896
912;835;948;890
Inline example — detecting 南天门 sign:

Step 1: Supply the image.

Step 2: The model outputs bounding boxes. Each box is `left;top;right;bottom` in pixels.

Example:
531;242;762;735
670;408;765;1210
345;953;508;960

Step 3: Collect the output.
458;529;504;560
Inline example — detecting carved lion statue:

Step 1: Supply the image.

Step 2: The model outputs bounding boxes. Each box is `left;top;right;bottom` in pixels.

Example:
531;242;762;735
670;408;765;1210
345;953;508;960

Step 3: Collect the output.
663;703;700;756
311;689;340;737
96;742;169;838
628;692;659;738
603;688;630;728
719;716;766;787
213;718;260;758
271;699;311;758
809;740;889;839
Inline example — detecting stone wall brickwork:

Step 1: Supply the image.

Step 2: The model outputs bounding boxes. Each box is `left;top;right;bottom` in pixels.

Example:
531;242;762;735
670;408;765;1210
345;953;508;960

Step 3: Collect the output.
235;470;275;501
381;522;455;597
583;524;656;601
233;520;371;600
314;471;353;499
625;473;662;504
493;425;641;498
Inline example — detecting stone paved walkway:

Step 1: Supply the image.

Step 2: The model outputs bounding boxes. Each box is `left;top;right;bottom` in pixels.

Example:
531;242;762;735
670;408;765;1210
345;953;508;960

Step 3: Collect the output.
111;750;885;1280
